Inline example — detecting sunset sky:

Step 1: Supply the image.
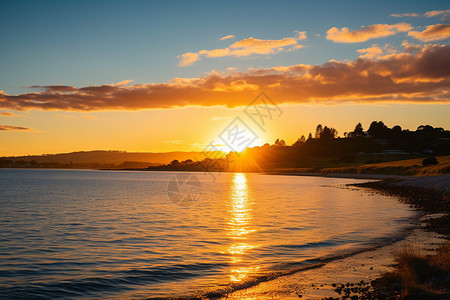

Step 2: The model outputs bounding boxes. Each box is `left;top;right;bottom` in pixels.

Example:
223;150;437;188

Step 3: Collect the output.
1;0;449;156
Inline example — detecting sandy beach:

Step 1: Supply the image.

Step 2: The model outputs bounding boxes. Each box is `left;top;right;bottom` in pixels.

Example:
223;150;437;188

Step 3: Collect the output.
391;174;450;195
221;173;449;299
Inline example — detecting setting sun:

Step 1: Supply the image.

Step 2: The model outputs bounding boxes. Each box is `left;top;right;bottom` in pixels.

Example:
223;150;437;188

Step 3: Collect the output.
1;1;449;299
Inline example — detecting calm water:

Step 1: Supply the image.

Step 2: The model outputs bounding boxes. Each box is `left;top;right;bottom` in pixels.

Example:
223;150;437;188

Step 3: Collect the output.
0;169;416;299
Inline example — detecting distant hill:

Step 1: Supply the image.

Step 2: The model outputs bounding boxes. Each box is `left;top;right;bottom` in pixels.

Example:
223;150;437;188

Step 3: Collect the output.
2;150;225;166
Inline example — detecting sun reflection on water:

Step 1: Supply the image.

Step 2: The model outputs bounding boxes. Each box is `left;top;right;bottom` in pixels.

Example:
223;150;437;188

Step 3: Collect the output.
226;173;259;282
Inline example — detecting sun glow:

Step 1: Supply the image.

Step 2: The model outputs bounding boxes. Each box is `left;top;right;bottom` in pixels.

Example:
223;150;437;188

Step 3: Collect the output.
214;137;266;154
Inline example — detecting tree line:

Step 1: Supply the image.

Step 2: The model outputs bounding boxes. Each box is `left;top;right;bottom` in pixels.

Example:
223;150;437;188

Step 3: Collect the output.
155;121;450;172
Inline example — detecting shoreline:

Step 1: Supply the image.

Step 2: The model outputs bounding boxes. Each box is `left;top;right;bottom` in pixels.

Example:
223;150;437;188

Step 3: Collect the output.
102;167;448;184
5;167;446;185
0;167;416;182
220;174;449;299
264;171;411;181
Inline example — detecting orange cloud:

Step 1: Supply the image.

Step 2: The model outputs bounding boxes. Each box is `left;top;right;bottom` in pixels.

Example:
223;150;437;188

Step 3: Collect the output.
178;52;201;67
1;44;449;111
424;10;450;20
199;48;231;57
391;10;450;20
401;40;422;53
220;34;235;40
408;24;450;42
357;45;384;59
114;80;133;86
295;31;307;40
0;111;15;116
326;23;413;43
0;124;32;131
179;34;305;66
229;37;298;54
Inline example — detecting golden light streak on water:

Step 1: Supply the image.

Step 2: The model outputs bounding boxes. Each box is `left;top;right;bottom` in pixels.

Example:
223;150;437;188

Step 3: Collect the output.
226;173;260;281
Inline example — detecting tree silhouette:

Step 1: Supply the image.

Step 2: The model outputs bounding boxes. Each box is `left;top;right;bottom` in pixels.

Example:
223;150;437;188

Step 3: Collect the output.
274;139;286;147
320;126;338;139
418;125;434;132
392;125;402;137
368;121;389;138
315;124;323;139
331;128;338;138
354;122;364;137
292;138;302;147
292;135;306;147
280;139;286;147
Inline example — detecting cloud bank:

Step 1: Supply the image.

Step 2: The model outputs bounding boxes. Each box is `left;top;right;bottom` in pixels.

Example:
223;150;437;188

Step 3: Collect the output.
1;44;449;111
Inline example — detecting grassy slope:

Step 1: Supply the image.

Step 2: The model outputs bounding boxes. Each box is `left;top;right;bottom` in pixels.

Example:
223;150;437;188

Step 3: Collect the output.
372;242;450;299
275;155;450;176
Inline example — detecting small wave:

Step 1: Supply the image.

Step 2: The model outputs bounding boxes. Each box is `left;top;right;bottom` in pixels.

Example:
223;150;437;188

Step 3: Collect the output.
0;262;227;300
273;240;340;249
